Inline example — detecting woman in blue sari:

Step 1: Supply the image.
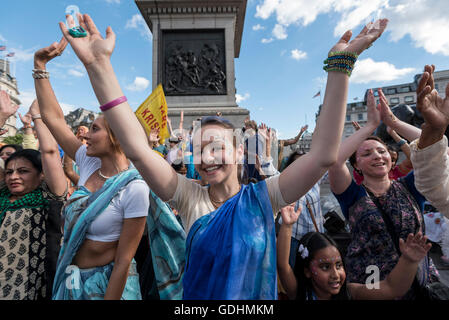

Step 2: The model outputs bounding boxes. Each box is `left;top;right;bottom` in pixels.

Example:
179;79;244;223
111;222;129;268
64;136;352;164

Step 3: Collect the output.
33;38;149;300
59;13;388;299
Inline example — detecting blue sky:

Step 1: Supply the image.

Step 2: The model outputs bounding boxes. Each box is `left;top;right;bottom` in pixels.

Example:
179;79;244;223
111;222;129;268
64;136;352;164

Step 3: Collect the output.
2;0;449;139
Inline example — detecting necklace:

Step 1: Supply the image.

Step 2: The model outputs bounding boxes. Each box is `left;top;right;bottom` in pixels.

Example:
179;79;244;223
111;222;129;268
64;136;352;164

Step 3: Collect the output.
98;166;129;179
208;185;241;208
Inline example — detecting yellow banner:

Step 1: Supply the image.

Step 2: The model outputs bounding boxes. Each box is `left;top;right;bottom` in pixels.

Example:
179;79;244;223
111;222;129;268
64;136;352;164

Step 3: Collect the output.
135;84;169;144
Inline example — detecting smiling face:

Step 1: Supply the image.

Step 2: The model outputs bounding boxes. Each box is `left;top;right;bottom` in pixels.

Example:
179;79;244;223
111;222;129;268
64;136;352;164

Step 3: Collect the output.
84;116;113;157
305;246;346;299
192;124;243;186
354;139;392;178
5;157;42;196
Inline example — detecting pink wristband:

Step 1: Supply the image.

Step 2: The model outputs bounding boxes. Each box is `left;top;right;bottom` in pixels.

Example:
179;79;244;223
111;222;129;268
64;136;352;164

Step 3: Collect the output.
99;96;127;112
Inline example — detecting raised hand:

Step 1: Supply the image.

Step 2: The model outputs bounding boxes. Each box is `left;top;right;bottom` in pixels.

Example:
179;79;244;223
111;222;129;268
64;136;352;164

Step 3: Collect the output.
280;203;301;226
0;90;18;122
59;13;116;67
399;232;432;263
416;64;449;132
29;99;41;117
18;112;32;128
378;88;399;127
352;121;361;131
329;19;388;55
300;125;308;133
34;37;68;69
148;127;160;144
366;89;381;128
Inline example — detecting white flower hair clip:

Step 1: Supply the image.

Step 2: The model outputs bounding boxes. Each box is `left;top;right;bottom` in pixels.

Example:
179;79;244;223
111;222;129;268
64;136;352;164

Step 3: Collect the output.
298;244;309;259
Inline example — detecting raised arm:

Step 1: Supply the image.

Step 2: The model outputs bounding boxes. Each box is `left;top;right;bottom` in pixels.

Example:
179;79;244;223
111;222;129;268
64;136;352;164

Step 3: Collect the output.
328;89;380;194
278;20;388;203
18;112;39;150
59;13;177;201
34;38;81;159
387;126;411;159
379;89;422;142
63;153;80;186
410;64;449;218
30;100;67;196
282;125;308;147
349;232;431;300
277;203;301;300
0;90;19;129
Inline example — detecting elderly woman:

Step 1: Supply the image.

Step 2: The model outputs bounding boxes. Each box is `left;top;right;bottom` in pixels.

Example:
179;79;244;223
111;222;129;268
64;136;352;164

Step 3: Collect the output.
0;99;67;300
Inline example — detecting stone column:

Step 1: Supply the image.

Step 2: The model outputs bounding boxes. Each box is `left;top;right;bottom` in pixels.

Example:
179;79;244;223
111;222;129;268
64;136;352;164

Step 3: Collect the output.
135;0;250;131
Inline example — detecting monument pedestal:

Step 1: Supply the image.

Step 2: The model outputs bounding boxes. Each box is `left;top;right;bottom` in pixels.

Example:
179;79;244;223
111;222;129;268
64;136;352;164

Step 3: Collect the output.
135;0;249;129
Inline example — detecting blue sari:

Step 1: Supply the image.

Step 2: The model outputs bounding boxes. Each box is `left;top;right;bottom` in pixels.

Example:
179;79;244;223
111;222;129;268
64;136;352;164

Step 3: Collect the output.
52;169;142;300
146;190;186;299
183;181;277;300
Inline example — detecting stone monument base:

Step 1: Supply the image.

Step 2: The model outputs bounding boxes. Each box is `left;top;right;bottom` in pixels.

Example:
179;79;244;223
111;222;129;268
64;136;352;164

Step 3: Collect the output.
167;106;249;132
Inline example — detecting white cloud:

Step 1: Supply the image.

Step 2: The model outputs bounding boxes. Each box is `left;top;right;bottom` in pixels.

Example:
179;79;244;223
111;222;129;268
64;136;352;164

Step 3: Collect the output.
126;14;152;42
236;92;250;103
291;49;307;60
105;0;120;3
60;102;77;115
7;47;35;62
272;24;288;40
255;0;449;56
68;69;84;77
126;77;150;92
261;38;274;44
252;24;265;31
0;34;6;42
18;89;36;109
350;58;416;84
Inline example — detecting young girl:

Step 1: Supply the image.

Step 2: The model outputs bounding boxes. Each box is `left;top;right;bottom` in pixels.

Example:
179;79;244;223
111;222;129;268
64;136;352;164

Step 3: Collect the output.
277;203;432;300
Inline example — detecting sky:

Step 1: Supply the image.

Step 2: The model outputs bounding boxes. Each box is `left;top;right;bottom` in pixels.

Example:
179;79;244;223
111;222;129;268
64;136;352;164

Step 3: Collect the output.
2;0;449;139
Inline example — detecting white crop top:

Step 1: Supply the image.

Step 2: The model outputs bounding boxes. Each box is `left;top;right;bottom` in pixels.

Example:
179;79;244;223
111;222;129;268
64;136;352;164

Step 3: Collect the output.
75;145;150;242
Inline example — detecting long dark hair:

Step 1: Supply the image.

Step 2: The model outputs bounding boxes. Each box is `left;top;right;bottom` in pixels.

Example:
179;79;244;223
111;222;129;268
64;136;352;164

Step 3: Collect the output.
293;232;349;300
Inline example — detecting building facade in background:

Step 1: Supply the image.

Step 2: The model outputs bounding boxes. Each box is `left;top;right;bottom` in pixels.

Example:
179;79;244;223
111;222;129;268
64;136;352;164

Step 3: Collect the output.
0;59;18;139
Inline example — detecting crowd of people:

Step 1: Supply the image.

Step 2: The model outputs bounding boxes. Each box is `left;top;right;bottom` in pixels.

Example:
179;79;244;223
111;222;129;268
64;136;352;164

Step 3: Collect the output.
0;13;449;301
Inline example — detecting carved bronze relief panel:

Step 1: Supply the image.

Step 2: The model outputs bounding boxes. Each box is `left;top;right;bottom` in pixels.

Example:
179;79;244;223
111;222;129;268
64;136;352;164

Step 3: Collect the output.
161;29;227;96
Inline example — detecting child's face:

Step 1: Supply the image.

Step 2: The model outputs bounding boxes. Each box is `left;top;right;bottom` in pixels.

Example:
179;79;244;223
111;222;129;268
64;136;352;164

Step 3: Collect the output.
305;246;346;299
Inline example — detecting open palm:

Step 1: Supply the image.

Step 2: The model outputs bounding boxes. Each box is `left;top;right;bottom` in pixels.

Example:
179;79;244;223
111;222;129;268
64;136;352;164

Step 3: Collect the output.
59;13;115;67
417;65;449;131
329;19;388;55
399;232;431;263
0;90;18;120
280;203;301;226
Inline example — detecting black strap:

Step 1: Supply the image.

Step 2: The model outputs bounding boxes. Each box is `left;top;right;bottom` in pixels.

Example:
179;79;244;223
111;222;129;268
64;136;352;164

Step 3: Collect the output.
365;188;401;253
365;187;427;295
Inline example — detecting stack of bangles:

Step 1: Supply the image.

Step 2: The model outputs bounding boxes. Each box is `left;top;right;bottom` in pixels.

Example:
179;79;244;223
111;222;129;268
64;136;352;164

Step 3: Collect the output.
323;51;358;76
32;69;50;79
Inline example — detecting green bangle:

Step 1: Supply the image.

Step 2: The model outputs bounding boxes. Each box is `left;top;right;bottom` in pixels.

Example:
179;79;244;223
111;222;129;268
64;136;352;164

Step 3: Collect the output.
397;139;407;147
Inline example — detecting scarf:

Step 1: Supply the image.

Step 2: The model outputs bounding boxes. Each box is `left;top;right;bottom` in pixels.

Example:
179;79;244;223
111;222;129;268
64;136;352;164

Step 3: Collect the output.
0;186;48;225
52;169;140;299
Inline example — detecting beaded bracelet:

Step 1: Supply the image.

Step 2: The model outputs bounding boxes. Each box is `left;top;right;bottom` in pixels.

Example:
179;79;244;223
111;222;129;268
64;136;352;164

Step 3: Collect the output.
32;69;50;79
323;51;358;76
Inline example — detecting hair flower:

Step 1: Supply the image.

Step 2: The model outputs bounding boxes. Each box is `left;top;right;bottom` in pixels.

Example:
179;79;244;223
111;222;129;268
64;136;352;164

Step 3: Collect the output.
298;244;309;259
